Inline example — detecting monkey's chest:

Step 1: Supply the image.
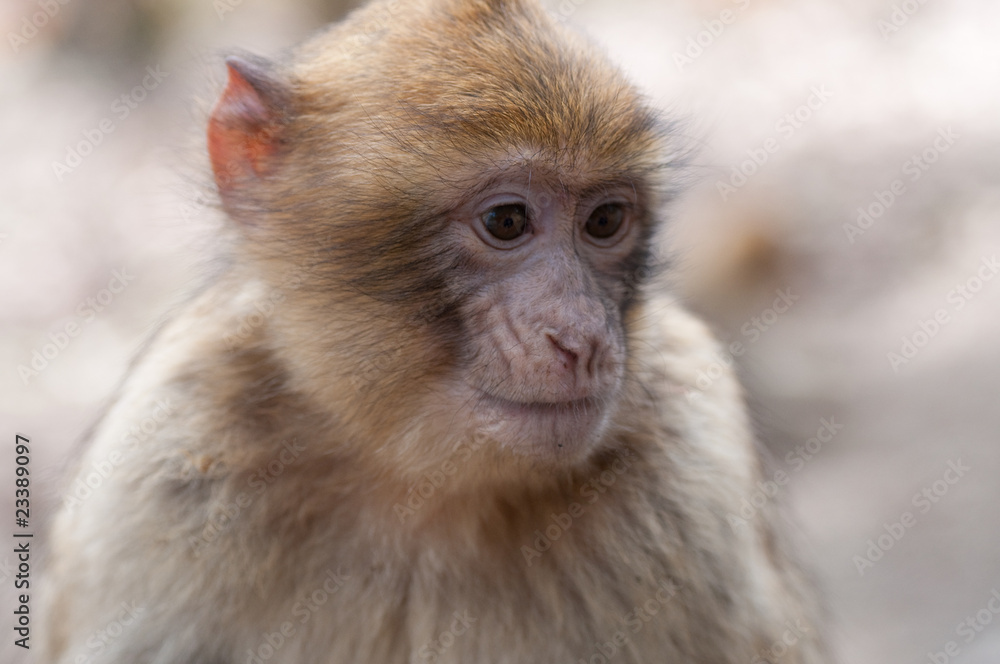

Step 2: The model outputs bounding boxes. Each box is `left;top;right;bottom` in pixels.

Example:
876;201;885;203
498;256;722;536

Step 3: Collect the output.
249;528;702;664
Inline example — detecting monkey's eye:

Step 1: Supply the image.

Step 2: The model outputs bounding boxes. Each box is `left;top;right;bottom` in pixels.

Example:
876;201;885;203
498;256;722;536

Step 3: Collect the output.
585;203;625;240
482;204;528;242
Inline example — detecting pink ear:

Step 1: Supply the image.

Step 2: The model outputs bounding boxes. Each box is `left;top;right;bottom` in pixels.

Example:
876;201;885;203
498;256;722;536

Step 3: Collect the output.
208;56;287;195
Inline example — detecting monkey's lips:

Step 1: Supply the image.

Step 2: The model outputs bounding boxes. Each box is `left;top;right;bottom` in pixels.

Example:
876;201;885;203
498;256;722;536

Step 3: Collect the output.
474;391;612;458
479;393;602;416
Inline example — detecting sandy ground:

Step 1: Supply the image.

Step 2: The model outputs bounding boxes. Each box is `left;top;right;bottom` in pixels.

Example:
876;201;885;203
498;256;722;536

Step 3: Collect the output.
1;0;998;662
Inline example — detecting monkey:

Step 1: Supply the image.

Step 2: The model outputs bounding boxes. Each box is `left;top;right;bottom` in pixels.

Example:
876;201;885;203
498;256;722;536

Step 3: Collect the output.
39;0;827;662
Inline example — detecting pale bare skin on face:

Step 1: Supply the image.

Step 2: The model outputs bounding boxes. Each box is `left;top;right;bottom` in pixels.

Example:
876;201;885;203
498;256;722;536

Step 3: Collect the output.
444;167;641;460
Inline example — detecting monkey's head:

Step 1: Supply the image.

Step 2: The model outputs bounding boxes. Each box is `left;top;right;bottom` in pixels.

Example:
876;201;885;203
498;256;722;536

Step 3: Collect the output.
207;0;674;478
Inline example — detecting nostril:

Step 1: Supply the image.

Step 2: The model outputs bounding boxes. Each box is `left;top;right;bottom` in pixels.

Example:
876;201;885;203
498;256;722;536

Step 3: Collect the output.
547;333;578;369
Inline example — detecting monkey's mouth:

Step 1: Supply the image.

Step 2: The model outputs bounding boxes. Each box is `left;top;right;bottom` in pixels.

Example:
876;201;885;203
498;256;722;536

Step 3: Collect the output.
470;389;613;459
478;393;603;417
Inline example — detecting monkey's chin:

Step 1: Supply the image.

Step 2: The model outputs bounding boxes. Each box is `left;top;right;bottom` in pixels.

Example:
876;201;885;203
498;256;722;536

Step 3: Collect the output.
475;392;613;462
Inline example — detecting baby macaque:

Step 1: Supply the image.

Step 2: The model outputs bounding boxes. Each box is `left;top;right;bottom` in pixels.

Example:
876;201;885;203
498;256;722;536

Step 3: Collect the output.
40;0;826;662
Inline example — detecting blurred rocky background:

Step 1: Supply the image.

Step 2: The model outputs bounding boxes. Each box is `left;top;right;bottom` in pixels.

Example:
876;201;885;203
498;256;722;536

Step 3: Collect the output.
1;0;998;662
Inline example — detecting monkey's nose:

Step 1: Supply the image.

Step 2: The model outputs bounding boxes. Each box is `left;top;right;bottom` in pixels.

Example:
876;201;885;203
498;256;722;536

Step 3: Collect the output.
547;333;578;368
546;331;597;381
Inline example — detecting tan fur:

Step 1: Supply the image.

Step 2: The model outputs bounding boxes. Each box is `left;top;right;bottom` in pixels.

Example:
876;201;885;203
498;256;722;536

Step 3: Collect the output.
40;1;826;662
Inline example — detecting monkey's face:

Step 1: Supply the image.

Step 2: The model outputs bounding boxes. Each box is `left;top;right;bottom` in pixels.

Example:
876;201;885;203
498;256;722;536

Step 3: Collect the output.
437;170;644;461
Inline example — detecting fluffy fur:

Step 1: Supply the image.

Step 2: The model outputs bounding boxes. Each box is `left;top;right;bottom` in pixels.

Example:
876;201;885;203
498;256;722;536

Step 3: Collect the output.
40;0;826;662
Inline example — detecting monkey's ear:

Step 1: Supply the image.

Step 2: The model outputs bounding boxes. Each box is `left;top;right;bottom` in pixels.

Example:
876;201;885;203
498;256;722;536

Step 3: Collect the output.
208;54;290;195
